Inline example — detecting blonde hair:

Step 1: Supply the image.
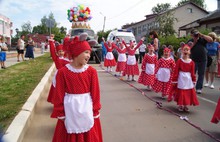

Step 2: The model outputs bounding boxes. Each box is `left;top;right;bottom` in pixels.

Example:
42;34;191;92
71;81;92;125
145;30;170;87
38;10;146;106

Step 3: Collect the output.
208;32;217;40
216;36;220;42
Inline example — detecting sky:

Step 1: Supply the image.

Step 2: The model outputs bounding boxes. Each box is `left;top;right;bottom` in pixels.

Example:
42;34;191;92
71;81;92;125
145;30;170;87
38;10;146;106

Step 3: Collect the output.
0;0;218;35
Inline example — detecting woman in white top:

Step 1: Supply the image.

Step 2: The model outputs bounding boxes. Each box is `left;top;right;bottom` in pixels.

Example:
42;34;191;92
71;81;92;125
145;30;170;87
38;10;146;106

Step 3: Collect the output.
17;35;25;62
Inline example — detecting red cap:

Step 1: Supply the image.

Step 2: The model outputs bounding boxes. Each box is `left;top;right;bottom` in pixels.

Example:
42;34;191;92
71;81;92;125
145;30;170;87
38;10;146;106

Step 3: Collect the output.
69;36;91;57
56;45;63;51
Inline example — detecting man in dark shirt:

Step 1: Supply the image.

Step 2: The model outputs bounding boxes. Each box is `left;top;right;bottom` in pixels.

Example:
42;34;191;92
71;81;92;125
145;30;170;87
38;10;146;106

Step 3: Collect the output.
189;29;213;94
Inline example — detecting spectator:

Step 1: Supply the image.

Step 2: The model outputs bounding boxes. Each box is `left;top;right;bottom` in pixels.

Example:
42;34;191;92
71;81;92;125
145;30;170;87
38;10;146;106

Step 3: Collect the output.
168;45;176;60
149;31;160;57
100;37;107;62
0;35;8;69
177;42;185;59
17;35;25;62
204;32;220;89
139;42;146;63
188;29;213;94
41;41;45;54
25;36;35;60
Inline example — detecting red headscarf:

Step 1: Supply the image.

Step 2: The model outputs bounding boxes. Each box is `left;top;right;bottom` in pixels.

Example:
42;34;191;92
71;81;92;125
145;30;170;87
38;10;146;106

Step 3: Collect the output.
163;47;170;53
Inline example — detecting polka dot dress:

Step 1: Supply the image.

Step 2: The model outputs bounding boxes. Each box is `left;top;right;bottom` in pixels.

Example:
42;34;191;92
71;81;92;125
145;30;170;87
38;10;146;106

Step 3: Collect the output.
51;64;103;142
152;57;175;96
138;53;157;86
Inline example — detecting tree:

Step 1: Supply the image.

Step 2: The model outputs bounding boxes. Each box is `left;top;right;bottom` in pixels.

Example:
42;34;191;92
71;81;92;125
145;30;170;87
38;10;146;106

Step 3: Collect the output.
177;0;206;9
32;12;66;42
156;10;177;37
20;21;32;36
97;30;112;43
151;3;171;14
60;26;67;35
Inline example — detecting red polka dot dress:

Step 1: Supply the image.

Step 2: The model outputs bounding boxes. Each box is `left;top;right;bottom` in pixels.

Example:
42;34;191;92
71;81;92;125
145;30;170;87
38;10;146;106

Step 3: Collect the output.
47;40;70;103
138;53;157;86
123;40;143;76
171;58;199;106
152;57;175;97
51;64;102;142
103;42;116;67
211;97;220;124
112;43;127;72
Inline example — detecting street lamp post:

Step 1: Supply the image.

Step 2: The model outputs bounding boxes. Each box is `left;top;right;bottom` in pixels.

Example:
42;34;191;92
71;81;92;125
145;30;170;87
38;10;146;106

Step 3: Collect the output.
99;12;106;32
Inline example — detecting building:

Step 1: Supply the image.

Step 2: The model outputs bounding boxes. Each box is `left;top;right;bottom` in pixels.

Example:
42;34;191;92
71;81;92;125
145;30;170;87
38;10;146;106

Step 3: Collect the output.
122;2;209;40
0;13;13;45
179;0;220;35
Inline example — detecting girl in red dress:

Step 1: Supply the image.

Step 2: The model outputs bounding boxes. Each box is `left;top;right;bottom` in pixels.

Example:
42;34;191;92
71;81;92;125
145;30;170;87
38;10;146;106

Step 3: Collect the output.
169;44;199;112
51;33;103;142
138;44;157;90
122;37;145;81
152;47;175;98
103;38;116;72
47;34;70;103
211;97;220;123
112;40;127;76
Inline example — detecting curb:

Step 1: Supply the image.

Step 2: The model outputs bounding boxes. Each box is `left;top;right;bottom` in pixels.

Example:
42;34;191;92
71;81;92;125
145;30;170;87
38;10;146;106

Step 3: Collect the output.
2;63;55;142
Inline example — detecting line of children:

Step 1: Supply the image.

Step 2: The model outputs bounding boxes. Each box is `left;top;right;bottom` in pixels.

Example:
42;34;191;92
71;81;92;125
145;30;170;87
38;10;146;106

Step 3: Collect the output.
51;33;103;142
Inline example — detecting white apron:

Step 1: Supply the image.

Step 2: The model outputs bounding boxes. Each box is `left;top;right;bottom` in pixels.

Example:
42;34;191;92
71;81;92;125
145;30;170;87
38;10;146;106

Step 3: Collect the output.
127;55;136;65
106;52;114;60
145;63;155;75
52;70;58;87
118;53;126;62
64;92;94;134
177;71;194;89
157;68;170;82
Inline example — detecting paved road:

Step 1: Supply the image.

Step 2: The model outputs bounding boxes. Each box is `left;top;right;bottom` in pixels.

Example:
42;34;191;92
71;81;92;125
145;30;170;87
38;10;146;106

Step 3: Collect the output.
21;62;220;142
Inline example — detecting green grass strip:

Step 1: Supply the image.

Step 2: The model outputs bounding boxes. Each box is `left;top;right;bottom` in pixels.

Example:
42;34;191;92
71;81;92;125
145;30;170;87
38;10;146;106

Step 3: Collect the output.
0;53;53;131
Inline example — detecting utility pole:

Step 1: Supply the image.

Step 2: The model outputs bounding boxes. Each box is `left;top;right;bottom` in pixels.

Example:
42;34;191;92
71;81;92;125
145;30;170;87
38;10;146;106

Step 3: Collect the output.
99;12;106;32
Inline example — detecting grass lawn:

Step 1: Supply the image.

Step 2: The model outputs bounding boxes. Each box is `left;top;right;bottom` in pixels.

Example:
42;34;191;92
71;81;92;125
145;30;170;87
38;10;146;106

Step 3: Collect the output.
0;53;53;131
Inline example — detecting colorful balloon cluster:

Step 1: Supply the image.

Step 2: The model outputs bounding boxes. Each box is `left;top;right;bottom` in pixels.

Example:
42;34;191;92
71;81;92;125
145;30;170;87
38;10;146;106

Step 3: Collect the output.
67;4;92;22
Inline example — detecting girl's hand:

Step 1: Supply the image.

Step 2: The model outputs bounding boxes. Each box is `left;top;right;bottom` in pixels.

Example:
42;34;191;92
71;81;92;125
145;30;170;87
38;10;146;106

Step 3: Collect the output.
141;37;145;41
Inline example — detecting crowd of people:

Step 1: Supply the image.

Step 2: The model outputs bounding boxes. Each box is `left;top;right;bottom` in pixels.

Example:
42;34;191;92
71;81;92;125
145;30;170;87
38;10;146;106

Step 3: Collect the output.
100;29;220;119
43;29;220;142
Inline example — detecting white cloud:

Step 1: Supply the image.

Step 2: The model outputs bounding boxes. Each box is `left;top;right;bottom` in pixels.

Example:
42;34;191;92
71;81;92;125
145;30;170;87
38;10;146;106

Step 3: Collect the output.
0;0;218;35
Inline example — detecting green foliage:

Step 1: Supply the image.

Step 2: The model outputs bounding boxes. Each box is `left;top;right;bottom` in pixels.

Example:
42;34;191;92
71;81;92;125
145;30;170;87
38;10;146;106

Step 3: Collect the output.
151;3;171;14
177;0;206;9
97;30;112;43
156;11;177;37
54;32;65;43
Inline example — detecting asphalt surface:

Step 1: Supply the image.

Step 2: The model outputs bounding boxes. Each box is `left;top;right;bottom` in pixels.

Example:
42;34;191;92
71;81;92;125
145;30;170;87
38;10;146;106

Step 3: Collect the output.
20;62;220;142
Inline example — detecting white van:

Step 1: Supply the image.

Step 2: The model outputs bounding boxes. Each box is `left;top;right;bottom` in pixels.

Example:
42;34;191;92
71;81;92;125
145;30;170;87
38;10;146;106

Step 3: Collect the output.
107;29;136;45
107;29;139;56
